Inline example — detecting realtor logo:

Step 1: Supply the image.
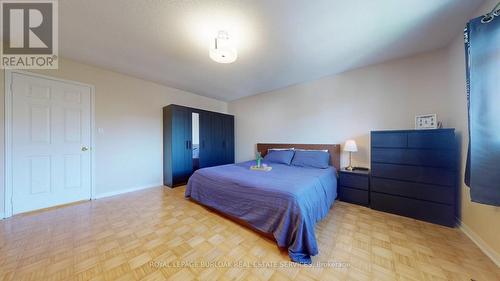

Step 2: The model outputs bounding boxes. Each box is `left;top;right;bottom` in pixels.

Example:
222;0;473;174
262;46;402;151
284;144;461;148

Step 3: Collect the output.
1;0;58;69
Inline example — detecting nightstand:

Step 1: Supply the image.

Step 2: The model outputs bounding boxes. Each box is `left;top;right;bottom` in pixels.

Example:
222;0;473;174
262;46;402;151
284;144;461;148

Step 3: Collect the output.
338;169;370;206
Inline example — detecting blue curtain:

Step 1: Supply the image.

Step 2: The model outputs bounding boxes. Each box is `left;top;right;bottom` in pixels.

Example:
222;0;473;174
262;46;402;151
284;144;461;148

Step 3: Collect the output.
464;12;500;206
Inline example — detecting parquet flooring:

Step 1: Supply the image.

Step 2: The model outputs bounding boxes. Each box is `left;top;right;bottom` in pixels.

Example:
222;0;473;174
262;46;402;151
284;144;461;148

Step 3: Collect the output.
0;186;498;281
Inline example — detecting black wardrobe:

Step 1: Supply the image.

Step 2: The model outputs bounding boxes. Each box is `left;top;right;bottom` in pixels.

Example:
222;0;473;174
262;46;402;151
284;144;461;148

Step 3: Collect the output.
163;104;234;187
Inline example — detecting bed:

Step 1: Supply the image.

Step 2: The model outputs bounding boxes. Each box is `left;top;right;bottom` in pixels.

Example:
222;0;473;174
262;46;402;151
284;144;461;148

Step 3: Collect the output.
185;143;340;263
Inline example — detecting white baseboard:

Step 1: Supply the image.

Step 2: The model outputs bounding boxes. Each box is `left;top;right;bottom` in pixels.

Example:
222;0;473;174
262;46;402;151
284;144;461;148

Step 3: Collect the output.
458;219;500;267
93;184;161;200
0;185;161;219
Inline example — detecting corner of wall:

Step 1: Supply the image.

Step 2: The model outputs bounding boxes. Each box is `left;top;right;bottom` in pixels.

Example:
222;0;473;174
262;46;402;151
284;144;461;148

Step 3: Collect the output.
458;219;500;267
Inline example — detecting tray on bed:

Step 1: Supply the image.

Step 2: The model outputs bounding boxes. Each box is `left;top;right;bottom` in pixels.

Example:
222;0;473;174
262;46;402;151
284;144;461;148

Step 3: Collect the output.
250;165;272;171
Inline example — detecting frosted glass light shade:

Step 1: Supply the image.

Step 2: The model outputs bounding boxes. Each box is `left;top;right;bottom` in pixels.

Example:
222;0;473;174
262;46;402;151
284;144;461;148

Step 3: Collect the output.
343;140;358;152
209;31;237;64
209;47;237;63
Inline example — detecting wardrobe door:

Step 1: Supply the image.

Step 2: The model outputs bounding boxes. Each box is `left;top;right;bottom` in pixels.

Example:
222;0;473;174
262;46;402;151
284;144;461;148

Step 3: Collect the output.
212;113;225;166
182;108;193;180
199;112;235;168
199;111;212;168
222;115;235;164
163;106;173;187
171;106;192;185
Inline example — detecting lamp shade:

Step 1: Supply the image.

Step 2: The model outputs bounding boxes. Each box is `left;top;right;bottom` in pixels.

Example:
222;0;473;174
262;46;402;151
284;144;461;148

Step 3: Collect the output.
343;140;358;152
209;30;237;64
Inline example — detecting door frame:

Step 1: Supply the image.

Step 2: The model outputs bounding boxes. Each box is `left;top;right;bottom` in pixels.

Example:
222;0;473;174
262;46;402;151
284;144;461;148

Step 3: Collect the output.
4;70;96;218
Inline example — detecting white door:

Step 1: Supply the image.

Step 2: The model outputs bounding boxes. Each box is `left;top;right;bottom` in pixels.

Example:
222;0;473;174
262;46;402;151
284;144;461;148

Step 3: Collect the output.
11;73;92;214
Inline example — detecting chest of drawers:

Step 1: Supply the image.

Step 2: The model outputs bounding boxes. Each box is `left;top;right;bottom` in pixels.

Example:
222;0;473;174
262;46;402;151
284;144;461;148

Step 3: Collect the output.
370;129;457;227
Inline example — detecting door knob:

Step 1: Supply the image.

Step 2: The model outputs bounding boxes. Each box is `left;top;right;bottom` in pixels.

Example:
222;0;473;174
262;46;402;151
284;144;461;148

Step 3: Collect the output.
81;146;89;152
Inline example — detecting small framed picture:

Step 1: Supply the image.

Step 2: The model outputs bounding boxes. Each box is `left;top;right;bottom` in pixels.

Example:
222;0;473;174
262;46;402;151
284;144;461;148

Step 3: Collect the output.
415;114;438;129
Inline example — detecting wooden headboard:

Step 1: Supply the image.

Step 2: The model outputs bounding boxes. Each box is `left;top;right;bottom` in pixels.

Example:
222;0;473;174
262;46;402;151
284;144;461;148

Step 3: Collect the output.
257;143;341;171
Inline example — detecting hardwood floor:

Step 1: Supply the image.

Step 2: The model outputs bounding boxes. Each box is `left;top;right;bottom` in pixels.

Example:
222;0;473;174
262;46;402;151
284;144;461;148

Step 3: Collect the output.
0;186;498;281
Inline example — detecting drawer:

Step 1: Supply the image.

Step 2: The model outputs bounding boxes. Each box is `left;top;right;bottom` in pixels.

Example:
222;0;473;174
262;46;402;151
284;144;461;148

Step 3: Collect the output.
339;173;369;190
407;130;455;150
371;163;455;186
372;148;456;168
370;192;455;227
339;186;369;206
371;132;407;148
371;177;455;205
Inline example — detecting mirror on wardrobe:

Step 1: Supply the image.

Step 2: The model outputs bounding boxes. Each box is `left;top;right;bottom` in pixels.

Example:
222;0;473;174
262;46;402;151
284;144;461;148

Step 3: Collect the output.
192;112;200;170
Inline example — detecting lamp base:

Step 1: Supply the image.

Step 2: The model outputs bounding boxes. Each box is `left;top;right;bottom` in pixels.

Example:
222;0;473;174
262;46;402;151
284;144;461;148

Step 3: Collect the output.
346;151;354;171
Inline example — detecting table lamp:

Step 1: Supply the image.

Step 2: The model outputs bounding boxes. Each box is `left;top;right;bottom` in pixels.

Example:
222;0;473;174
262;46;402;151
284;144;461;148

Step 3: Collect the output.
344;140;358;171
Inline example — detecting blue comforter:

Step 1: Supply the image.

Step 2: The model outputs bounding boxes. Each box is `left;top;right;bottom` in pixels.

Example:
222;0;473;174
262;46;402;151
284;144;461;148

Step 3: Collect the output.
185;161;337;263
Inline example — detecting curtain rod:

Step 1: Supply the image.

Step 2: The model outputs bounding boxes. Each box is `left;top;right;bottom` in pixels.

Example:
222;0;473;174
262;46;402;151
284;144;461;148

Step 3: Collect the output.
482;1;500;23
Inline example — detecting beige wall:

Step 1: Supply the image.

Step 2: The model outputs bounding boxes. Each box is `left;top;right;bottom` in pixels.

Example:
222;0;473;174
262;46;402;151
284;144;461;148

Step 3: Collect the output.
444;0;500;262
229;48;452;167
0;58;227;215
228;0;499;261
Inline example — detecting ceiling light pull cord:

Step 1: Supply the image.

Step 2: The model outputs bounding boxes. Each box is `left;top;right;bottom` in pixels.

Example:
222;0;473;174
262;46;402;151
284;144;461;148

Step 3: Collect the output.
481;1;500;23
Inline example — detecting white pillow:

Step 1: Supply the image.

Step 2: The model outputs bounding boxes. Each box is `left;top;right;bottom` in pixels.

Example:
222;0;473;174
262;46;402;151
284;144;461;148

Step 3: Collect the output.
294;148;328;152
268;148;294;152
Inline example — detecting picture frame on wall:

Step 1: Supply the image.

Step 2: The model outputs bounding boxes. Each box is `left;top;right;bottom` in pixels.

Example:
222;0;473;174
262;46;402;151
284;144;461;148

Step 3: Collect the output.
415;114;438;129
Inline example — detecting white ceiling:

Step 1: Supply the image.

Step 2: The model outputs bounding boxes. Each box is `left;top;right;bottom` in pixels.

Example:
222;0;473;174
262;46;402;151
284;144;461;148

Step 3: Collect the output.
60;0;483;101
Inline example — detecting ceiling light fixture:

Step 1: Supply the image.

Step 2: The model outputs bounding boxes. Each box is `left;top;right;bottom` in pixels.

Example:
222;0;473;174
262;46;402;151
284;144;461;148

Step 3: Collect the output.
209;30;237;64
